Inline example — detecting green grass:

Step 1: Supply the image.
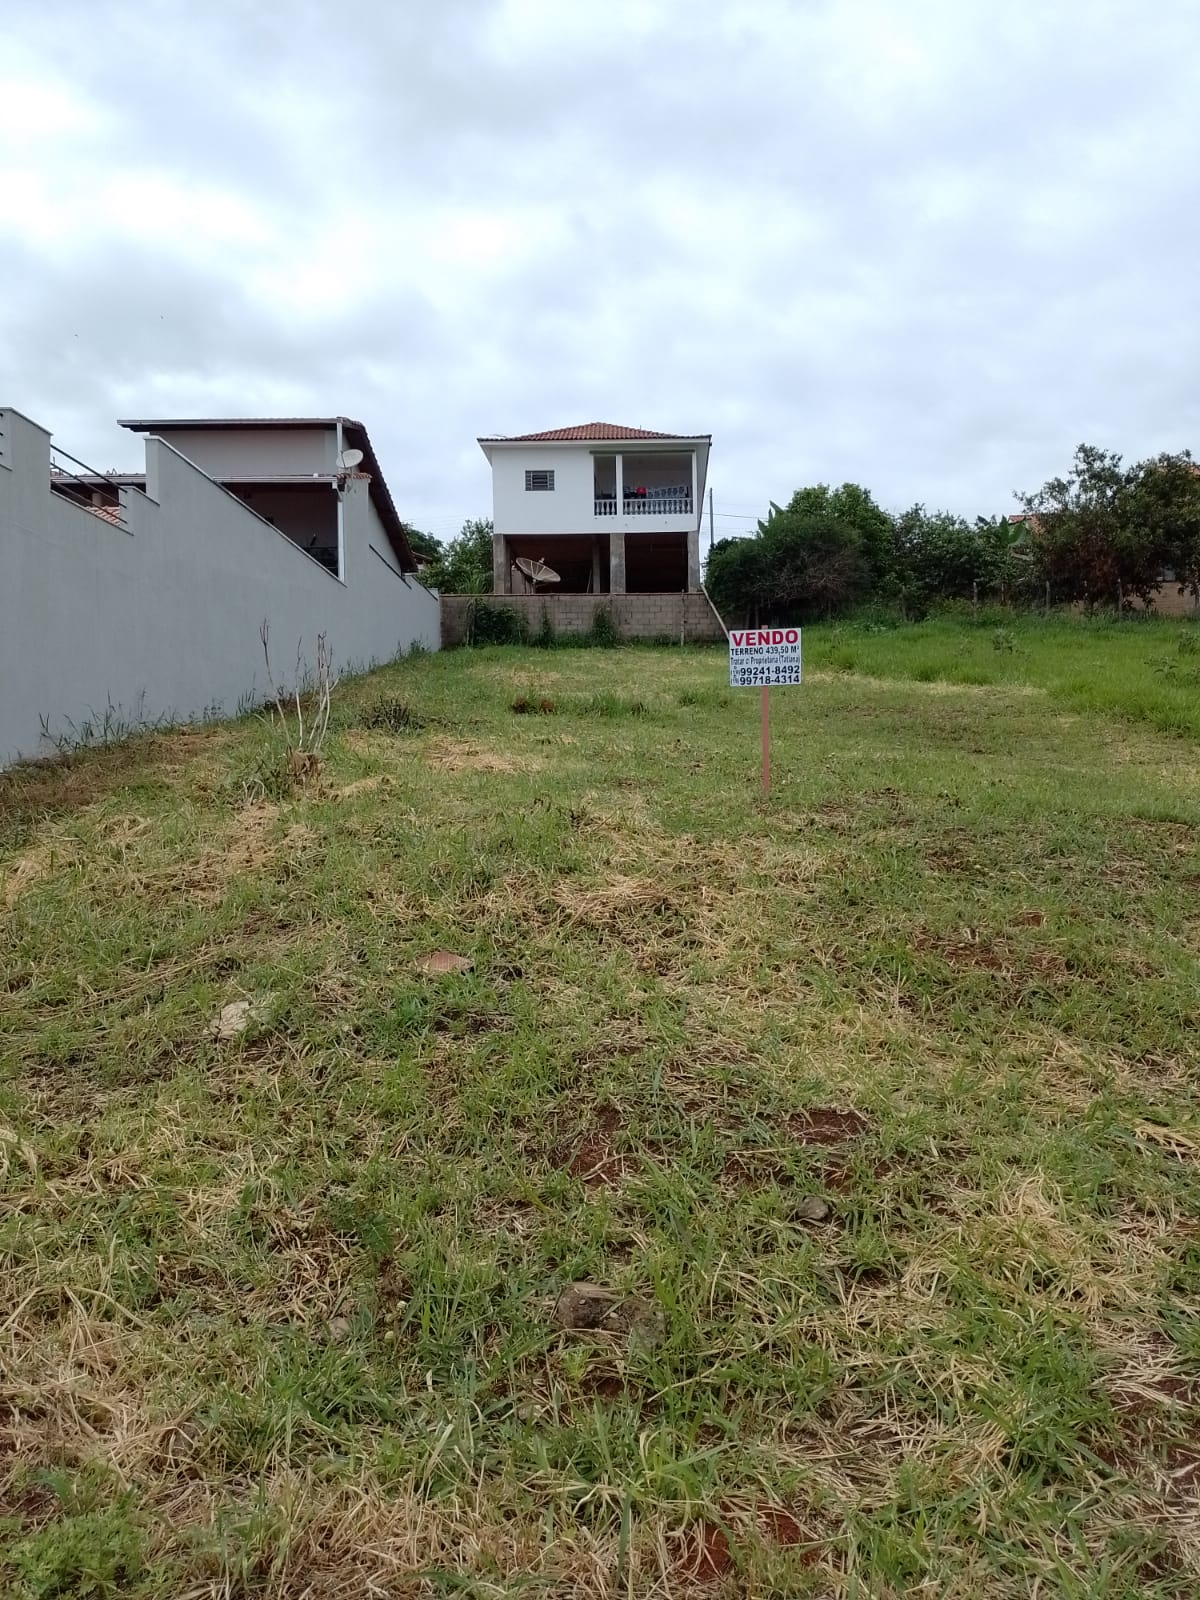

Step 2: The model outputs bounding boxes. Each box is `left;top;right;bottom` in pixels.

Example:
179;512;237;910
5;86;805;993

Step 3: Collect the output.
807;610;1200;739
2;622;1199;1596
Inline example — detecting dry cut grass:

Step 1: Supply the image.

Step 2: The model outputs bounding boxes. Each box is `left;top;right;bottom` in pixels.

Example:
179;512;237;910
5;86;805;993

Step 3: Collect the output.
1;633;1199;1597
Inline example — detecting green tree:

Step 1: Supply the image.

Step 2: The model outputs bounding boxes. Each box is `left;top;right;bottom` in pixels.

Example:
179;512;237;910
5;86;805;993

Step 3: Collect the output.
704;488;875;623
788;482;896;590
704;535;768;621
1128;451;1200;604
405;527;444;565
1019;444;1166;608
423;518;494;594
892;506;1024;609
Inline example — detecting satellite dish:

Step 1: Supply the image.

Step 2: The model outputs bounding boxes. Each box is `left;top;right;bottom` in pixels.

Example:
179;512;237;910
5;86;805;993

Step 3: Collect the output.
336;447;364;472
515;556;561;588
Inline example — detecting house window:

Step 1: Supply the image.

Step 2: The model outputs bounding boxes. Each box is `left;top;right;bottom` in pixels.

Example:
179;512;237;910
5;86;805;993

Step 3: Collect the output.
525;469;555;492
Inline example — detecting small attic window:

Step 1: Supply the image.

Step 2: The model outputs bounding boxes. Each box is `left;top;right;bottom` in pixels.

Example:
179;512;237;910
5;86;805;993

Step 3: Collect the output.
525;469;555;491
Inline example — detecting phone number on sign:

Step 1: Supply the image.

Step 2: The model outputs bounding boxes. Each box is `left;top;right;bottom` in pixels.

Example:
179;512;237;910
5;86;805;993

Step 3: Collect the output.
730;666;802;686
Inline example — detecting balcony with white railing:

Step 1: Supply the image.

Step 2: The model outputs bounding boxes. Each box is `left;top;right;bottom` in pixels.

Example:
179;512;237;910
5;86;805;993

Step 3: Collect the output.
594;490;692;517
593;451;696;523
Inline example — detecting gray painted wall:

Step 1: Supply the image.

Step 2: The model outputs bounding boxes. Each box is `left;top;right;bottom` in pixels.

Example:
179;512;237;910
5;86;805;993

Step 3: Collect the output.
132;426;337;477
0;408;440;766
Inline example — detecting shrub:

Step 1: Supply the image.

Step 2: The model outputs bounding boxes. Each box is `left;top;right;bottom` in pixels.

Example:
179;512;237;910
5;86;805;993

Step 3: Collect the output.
588;607;620;648
532;608;557;650
576;693;649;718
469;604;527;645
358;696;424;732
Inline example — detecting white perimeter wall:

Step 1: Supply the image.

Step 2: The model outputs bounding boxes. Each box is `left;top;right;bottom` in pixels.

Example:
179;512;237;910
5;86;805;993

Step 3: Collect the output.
0;409;439;766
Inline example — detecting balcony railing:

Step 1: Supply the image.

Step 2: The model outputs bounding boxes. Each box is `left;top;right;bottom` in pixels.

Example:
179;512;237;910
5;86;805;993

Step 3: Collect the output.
50;445;126;526
594;492;693;517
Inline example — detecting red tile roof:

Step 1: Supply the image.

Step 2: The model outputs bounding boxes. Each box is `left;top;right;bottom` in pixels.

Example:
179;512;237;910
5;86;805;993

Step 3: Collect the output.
480;422;704;443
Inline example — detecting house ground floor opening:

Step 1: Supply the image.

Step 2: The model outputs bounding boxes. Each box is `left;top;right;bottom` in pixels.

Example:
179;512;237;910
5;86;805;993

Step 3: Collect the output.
496;530;688;595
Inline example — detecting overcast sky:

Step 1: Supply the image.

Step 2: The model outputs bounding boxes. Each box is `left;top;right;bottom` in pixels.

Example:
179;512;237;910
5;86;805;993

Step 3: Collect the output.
3;0;1198;545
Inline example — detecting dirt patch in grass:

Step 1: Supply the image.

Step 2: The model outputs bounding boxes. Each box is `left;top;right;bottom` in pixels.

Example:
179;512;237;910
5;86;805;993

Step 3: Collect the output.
680;1521;734;1582
578;1366;632;1401
567;1137;628;1187
754;1502;825;1559
910;929;1069;981
561;1104;631;1188
722;1148;795;1189
787;1107;870;1144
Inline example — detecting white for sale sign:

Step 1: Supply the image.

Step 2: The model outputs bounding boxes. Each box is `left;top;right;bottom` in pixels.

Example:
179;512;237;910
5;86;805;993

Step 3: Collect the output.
729;627;802;688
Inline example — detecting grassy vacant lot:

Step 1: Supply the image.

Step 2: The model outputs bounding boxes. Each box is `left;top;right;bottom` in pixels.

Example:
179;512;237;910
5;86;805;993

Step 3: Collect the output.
2;617;1198;1597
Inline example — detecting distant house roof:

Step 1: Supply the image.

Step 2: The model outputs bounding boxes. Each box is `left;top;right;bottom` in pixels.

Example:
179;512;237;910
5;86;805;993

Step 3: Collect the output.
119;416;417;571
478;421;710;443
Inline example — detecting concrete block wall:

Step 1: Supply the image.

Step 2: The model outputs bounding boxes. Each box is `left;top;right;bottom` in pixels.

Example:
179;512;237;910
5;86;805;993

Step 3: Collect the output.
440;591;727;647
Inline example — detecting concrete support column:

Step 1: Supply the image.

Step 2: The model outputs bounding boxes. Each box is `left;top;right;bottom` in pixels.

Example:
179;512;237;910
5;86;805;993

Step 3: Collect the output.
687;529;702;593
591;536;601;594
691;448;700;592
610;530;626;594
492;532;511;594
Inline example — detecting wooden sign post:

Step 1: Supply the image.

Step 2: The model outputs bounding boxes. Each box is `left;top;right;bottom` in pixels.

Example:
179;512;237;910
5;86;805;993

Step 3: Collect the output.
761;684;770;796
728;627;802;798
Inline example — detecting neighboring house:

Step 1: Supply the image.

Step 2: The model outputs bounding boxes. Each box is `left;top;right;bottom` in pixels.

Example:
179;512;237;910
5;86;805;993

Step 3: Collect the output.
477;422;712;595
119;415;417;580
0;409;439;767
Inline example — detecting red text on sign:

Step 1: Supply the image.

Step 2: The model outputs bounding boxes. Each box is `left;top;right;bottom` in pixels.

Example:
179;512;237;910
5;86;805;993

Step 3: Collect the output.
729;629;800;647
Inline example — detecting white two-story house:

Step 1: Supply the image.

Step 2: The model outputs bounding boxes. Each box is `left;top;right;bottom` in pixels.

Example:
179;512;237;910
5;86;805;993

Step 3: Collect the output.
477;422;711;595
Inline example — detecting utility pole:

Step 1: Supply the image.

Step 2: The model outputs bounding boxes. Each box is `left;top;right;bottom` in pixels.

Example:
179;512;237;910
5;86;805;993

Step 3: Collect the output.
708;485;714;553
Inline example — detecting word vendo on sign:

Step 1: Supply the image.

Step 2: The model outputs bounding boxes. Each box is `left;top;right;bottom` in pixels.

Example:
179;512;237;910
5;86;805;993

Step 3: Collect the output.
728;627;802;688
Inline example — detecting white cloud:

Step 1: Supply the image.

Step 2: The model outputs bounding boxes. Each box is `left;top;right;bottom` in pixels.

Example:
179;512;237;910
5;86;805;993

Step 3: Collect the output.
2;0;1199;538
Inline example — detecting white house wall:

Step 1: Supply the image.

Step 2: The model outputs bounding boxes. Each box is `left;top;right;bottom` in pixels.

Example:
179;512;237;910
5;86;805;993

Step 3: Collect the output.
491;448;597;536
0;409;439;766
490;443;706;541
